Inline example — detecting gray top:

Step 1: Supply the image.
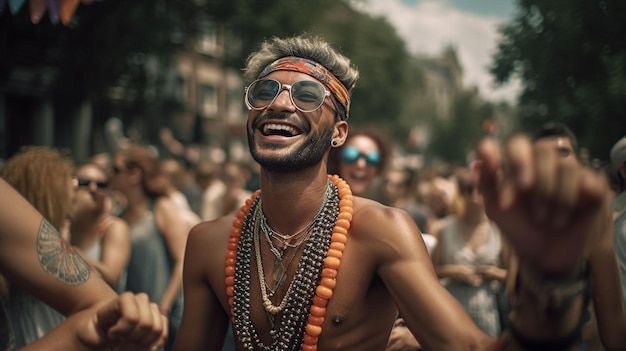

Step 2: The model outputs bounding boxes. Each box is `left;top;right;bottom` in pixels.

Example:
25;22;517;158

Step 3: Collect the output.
124;202;180;306
123;201;183;350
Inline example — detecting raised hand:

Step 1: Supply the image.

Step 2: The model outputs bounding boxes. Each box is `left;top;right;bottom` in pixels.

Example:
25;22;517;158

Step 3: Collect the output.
476;136;611;275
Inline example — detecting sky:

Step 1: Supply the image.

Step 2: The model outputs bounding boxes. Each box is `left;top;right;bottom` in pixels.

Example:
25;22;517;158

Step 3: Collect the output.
353;0;522;103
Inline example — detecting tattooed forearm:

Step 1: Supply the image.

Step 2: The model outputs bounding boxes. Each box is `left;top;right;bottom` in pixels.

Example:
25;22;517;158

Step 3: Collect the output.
37;219;90;285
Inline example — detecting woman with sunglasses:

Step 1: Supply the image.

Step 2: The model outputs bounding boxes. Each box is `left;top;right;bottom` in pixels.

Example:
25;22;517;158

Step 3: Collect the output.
327;128;392;198
69;162;130;290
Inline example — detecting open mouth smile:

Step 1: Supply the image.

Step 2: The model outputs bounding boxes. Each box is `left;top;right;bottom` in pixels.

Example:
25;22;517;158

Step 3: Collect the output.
260;122;303;137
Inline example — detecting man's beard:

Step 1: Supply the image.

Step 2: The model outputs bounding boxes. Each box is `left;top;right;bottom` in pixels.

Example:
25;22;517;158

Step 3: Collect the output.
247;118;334;173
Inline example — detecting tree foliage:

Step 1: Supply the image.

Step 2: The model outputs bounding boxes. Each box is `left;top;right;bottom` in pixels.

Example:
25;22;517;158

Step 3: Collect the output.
428;89;496;164
491;0;626;160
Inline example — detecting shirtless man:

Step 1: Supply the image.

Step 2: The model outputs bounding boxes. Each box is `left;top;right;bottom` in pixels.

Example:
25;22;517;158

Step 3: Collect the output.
175;35;612;350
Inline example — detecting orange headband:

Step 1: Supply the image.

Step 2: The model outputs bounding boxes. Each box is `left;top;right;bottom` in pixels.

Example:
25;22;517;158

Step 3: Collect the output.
258;57;351;119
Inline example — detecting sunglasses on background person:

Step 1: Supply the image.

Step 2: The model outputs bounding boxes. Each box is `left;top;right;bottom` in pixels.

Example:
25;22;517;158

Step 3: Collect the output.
75;177;109;190
245;78;330;113
340;146;381;167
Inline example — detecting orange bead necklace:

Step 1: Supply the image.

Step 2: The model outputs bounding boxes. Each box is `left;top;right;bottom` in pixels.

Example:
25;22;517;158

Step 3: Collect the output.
225;175;353;351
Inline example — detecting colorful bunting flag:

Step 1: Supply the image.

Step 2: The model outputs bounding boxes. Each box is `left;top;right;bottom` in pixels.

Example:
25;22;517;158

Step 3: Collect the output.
59;0;79;25
47;0;60;23
29;0;47;24
1;0;99;25
8;0;26;14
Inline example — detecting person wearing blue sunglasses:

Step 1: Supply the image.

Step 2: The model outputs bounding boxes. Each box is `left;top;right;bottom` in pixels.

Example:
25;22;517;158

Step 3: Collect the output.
328;128;392;198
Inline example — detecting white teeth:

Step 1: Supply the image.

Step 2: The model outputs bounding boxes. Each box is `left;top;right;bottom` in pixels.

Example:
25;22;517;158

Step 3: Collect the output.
263;123;297;135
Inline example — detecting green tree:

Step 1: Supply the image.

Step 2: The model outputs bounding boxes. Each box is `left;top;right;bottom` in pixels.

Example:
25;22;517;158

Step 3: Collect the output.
490;0;626;160
428;89;495;164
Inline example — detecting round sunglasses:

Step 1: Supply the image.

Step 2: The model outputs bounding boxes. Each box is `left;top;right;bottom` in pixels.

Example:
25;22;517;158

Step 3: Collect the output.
341;146;381;167
244;78;331;113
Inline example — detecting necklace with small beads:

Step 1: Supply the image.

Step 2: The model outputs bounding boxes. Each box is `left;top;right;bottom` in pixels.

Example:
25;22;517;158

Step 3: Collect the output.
225;175;353;351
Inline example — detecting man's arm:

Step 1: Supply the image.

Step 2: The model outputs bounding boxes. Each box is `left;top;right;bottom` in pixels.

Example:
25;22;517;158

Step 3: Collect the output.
367;205;493;350
174;221;231;350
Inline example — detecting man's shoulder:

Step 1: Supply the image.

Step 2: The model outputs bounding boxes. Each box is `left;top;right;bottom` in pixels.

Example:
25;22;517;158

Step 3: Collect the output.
353;196;411;220
187;215;233;251
351;197;423;241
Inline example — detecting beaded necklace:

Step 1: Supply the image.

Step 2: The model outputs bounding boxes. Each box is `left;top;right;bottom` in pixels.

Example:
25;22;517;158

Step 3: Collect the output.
256;182;333;306
225;175;353;351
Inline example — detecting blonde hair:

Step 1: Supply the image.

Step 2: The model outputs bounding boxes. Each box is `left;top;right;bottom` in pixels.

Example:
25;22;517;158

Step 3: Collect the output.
1;146;75;231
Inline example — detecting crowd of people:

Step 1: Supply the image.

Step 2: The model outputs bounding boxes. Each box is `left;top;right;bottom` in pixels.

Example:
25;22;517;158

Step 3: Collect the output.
1;34;626;351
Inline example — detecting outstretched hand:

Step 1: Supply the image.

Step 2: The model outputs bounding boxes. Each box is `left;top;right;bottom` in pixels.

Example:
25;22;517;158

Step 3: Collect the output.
476;135;611;275
76;292;168;351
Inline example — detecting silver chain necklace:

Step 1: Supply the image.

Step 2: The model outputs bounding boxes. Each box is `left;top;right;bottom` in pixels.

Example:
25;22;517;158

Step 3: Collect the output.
255;182;332;312
232;180;339;351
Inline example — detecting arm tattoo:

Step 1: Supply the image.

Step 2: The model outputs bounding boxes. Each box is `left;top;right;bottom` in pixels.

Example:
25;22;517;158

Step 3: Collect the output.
37;219;90;285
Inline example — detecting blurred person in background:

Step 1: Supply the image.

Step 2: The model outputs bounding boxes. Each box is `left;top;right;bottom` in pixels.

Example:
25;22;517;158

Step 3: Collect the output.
327;127;392;199
0;146;74;347
112;144;189;350
159;157;202;230
531;123;626;350
158;126;202;168
243;160;261;192
89;151;127;216
381;165;436;255
89;152;113;174
195;160;227;221
404;122;626;350
220;160;253;217
417;170;458;236
431;167;509;337
69;162;130;291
